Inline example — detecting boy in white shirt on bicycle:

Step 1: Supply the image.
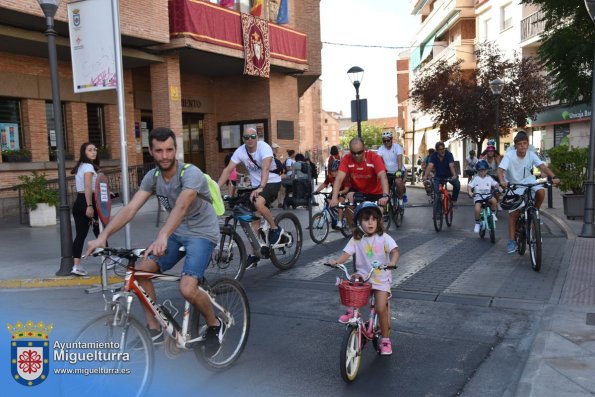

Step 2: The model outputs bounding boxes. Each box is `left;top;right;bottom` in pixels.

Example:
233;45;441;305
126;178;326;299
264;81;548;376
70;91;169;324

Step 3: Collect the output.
467;160;500;233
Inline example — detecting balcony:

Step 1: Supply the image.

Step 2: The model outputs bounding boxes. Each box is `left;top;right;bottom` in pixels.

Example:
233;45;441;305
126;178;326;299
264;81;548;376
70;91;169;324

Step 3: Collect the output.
521;10;545;43
167;0;307;71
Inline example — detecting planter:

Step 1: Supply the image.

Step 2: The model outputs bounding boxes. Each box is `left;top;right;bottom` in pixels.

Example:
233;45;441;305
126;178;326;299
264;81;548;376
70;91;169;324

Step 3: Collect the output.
562;194;586;220
29;203;57;227
2;153;31;162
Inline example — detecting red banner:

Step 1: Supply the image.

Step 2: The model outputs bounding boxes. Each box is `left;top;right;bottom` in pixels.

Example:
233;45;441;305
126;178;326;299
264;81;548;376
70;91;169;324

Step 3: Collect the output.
241;14;270;78
169;0;307;64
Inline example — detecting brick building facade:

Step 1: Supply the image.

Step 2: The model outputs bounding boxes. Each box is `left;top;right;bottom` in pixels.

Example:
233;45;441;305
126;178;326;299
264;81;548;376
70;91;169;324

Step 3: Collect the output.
0;0;322;216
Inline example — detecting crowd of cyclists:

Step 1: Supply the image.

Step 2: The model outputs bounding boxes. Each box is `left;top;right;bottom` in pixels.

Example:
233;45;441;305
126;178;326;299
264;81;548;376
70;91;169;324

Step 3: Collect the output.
84;126;560;361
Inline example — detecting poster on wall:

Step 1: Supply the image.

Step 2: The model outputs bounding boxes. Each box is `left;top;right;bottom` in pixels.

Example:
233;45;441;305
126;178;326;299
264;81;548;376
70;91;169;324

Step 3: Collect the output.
0;123;20;150
67;0;117;93
220;125;241;149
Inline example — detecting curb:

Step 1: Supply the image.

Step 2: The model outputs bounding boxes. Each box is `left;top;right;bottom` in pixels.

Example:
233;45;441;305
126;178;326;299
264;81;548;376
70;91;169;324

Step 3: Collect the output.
0;275;123;289
541;208;576;240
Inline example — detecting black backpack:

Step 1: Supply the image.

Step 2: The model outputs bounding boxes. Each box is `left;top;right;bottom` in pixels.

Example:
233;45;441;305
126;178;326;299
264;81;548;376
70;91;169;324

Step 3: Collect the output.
272;157;285;175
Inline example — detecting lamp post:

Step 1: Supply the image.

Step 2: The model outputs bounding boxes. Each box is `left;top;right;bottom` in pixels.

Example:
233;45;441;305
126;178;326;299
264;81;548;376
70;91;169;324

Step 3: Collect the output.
347;66;364;138
580;0;595;237
490;78;504;153
38;0;74;275
411;110;419;182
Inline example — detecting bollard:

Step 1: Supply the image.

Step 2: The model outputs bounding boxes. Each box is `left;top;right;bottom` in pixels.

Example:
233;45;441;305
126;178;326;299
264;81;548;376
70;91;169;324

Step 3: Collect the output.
548;183;553;208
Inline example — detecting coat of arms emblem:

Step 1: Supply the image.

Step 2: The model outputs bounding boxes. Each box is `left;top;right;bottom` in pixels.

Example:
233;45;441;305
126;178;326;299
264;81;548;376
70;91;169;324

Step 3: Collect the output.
72;8;81;27
8;320;53;387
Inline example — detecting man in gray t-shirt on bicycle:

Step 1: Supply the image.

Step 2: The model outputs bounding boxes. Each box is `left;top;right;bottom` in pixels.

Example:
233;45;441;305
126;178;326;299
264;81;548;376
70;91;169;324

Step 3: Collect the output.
85;127;223;355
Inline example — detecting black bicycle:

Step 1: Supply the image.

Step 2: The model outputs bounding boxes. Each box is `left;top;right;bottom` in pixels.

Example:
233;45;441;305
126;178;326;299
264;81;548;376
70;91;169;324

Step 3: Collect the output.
310;192;343;244
504;179;551;272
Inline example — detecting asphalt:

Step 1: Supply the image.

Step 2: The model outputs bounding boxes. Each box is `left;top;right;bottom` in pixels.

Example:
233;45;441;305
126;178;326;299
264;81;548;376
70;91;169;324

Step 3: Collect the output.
1;181;594;396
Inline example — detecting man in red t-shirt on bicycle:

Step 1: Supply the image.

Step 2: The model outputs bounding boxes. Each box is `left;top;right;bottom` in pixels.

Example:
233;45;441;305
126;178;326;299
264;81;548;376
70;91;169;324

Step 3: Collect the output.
330;137;390;208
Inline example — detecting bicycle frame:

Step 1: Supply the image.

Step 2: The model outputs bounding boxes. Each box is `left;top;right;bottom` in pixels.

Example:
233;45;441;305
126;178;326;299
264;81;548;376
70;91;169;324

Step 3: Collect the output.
434;179;451;213
475;193;495;231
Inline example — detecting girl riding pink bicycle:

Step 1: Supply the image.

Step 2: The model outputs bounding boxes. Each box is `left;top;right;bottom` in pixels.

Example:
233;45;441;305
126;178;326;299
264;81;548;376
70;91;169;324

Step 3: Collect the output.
328;201;399;355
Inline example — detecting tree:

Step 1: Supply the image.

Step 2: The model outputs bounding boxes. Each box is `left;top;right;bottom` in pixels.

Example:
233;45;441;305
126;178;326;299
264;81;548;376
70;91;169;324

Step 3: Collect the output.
339;122;384;148
521;0;595;103
410;42;549;152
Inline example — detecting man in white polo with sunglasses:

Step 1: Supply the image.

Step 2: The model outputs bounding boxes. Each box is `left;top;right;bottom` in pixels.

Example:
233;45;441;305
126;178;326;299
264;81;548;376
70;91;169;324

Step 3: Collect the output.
218;128;283;267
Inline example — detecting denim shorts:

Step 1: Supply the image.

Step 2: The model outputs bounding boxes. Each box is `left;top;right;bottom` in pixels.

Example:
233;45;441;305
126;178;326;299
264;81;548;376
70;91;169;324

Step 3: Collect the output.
151;234;216;280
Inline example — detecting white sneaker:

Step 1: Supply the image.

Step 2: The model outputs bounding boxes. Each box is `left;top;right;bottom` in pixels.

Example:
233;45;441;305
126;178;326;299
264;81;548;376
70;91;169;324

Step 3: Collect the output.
492;214;498;222
71;266;88;276
474;223;480;233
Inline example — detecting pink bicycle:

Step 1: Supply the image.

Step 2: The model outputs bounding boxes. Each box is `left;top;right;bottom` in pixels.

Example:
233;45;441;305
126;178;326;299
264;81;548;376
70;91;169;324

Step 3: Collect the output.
324;262;396;382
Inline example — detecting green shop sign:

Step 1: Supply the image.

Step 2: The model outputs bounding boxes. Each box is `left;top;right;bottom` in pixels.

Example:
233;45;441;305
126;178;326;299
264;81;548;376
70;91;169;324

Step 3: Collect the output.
528;103;592;126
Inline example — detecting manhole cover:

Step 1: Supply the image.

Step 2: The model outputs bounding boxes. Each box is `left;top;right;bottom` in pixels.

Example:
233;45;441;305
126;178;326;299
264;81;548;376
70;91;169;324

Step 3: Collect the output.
586;313;595;326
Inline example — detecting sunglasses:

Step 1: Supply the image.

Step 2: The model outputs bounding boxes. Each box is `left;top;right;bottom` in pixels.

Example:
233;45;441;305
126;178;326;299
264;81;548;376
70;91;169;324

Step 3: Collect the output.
382;139;391;143
350;149;365;156
243;134;257;140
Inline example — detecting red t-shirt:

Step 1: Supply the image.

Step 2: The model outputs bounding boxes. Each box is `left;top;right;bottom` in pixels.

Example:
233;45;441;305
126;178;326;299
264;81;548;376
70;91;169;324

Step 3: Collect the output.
338;151;386;194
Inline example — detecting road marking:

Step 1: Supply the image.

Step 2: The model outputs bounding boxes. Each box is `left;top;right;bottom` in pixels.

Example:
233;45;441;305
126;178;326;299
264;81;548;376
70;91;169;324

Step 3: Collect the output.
391;237;462;287
274;252;342;280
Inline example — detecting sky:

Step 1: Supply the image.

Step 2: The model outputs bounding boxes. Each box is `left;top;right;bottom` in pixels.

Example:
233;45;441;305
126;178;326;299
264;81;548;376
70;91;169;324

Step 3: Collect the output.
320;0;418;119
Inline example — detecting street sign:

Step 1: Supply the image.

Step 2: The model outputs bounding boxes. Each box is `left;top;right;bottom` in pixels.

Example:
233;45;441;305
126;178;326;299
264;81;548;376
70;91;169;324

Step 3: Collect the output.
350;99;368;122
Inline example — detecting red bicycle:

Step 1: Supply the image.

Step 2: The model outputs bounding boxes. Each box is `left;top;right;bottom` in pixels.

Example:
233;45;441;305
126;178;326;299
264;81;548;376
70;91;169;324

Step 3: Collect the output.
431;177;454;232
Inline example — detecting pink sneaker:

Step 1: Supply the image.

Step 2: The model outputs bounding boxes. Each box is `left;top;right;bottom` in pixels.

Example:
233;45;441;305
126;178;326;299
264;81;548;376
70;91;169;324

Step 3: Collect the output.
338;309;354;323
380;338;392;355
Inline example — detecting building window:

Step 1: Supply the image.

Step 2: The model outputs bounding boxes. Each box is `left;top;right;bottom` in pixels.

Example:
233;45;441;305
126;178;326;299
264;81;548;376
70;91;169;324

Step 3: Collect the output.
483;18;491;41
0;98;22;151
218;119;268;151
500;3;513;31
87;103;106;148
45;102;68;156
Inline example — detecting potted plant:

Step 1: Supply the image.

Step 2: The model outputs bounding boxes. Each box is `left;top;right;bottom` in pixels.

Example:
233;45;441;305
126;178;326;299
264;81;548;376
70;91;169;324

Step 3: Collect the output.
545;144;589;219
49;149;74;161
18;171;59;227
97;146;111;160
2;148;31;162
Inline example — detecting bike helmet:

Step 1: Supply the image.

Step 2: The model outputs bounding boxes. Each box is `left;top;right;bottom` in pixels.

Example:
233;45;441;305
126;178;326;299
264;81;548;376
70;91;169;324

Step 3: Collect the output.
330;159;340;172
475;159;489;171
381;130;393;139
500;191;524;211
353;201;383;227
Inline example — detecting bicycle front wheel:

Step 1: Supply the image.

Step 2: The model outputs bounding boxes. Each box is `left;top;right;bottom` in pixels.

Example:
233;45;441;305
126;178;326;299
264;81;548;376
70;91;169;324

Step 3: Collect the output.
433;197;443;232
340;325;361;383
488;214;496;244
445;196;454;227
192;278;250;370
516;217;527;255
270;212;303;270
309;211;330;244
341;207;354;238
528;212;542;272
59;312;153;397
205;228;247;281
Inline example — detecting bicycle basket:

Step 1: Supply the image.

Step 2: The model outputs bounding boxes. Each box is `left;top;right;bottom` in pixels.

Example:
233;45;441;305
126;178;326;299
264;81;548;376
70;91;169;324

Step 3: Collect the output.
338;280;372;308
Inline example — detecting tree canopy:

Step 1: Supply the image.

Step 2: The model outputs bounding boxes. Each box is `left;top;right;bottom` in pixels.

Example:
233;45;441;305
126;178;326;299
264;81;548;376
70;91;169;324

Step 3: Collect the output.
520;0;595;103
410;42;549;152
339;122;384;148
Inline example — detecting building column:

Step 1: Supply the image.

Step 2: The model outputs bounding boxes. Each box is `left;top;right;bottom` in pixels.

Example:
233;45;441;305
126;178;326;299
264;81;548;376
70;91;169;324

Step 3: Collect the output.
64;102;88;156
21;99;48;162
150;56;183;156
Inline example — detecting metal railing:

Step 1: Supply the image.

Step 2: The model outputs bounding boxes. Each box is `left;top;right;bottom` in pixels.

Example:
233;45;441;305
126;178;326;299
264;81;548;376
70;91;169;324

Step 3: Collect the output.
4;163;154;224
521;10;545;42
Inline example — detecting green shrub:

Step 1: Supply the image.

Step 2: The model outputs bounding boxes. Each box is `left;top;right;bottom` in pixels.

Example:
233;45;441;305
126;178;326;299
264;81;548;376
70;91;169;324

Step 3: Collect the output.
545;145;588;195
18;171;59;210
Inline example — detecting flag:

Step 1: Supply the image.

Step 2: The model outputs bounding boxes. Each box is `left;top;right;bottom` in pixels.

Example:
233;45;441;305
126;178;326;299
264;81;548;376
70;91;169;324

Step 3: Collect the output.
250;0;263;17
277;0;288;24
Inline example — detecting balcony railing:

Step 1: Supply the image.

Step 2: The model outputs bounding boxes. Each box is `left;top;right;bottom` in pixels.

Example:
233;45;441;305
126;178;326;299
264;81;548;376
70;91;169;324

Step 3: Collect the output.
521;10;545;42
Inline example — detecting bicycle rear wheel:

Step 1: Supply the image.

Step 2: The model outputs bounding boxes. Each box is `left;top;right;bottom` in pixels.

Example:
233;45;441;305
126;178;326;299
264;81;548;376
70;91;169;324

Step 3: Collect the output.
391;198;403;228
309;211;330;244
59;312;153;397
433;196;443;232
270;212;303;270
445;195;454;227
205;228;246;281
340;325;361;383
528;212;542;272
382;204;391;231
192;278;250;370
516;217;526;255
488;213;496;244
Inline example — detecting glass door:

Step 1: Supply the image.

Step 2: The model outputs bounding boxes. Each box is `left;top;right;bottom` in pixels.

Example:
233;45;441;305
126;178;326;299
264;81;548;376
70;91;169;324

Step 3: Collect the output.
182;113;205;171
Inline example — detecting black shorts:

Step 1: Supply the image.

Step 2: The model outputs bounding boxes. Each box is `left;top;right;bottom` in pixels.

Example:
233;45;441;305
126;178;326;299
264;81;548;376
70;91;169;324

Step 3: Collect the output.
258;182;281;206
348;189;384;203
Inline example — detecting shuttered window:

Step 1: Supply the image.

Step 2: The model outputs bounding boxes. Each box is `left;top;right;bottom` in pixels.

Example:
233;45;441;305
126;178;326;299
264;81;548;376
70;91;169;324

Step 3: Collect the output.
87;103;105;147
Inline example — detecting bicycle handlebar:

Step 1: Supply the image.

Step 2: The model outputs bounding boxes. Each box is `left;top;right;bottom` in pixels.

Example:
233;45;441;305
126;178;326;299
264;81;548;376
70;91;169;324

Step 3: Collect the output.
323;262;396;282
507;178;551;189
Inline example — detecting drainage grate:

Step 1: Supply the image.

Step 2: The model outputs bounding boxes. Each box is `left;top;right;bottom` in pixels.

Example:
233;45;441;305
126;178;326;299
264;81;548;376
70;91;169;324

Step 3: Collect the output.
586;313;595;326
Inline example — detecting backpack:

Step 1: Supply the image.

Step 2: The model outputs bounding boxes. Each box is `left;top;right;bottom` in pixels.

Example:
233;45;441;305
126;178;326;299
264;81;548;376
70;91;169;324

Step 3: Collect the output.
154;163;225;216
300;161;310;175
272;157;285;175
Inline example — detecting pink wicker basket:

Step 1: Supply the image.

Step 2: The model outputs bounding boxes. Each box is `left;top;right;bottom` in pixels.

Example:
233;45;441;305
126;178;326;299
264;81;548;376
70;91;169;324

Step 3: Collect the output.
338;280;371;308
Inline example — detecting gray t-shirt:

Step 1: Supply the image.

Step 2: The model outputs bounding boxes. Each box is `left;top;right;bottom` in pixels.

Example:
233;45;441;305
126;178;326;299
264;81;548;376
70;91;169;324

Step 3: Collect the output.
139;162;220;244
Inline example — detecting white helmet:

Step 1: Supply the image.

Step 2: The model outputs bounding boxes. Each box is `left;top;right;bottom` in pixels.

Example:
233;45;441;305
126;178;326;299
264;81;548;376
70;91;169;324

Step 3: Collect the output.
382;130;393;139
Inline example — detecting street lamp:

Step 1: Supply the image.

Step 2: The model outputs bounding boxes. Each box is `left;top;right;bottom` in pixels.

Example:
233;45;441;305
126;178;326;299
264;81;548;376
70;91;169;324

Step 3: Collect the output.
580;0;595;237
490;78;504;153
411;110;419;183
38;0;74;275
347;66;364;138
